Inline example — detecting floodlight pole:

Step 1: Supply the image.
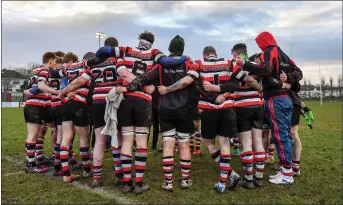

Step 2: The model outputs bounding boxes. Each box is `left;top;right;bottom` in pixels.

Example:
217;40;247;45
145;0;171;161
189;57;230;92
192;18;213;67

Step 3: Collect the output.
96;32;107;48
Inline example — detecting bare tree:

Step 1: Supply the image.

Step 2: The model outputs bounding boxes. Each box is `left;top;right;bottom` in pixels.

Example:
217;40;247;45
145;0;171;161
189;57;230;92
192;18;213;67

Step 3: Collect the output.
14;61;41;78
308;79;313;98
303;78;308;98
329;76;334;97
338;74;342;97
15;68;33;78
320;76;326;97
27;61;41;70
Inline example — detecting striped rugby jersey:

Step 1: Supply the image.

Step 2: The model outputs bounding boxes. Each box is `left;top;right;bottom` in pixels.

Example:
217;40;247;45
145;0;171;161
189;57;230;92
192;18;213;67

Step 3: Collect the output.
115;46;165;101
188;56;234;110
49;66;65;108
82;57;122;104
58;60;90;104
230;60;263;107
26;66;50;107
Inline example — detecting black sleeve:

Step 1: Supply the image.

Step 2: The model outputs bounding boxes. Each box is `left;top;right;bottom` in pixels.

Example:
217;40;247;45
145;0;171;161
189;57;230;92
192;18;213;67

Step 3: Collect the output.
87;46;119;67
219;78;239;93
287;64;303;84
143;67;160;85
265;76;283;88
243;61;272;76
197;80;220;103
127;65;160;92
243;49;275;76
86;56;107;67
300;109;305;117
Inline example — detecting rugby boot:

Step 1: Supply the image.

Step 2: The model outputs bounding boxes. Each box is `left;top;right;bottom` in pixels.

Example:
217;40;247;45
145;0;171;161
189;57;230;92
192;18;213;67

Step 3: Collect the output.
180;179;193;189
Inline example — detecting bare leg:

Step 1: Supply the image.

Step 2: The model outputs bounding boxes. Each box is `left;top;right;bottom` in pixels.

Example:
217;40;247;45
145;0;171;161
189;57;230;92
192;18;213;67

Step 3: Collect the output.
92;127;106;183
290;125;301;174
75;125;90;174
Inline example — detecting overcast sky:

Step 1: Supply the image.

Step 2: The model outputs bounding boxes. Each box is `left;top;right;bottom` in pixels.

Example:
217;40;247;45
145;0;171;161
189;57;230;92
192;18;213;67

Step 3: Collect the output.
2;1;342;84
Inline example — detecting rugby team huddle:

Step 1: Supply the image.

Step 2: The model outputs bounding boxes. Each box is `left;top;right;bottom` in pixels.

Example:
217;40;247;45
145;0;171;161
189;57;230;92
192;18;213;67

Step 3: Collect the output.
23;30;306;194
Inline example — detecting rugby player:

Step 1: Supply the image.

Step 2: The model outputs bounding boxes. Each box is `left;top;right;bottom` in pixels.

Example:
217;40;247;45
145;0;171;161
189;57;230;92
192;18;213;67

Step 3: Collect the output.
235;31;302;184
229;43;265;189
52;52;95;182
156;46;260;193
117;35;195;191
24;52;59;173
52;52;79;176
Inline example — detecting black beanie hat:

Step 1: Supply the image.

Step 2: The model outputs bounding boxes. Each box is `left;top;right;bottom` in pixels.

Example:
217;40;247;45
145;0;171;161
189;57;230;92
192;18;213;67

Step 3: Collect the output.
168;35;185;55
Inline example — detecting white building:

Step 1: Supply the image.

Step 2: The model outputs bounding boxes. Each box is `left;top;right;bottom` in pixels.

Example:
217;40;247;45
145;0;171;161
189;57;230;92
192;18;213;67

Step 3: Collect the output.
1;69;27;99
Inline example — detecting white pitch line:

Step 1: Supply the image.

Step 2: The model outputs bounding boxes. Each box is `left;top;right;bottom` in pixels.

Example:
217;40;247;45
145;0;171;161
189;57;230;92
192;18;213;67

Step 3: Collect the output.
4;156;137;204
4;156;25;166
3;171;25;177
71;181;136;204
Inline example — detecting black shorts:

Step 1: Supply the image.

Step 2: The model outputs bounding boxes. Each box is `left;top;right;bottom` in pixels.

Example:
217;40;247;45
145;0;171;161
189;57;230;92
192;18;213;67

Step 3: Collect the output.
235;106;264;133
201;108;237;139
191;108;201;121
42;106;54;124
117;98;152;127
61;100;89;127
91;103;106;129
159;112;194;136
24;105;45;124
51;106;62;126
291;105;301;126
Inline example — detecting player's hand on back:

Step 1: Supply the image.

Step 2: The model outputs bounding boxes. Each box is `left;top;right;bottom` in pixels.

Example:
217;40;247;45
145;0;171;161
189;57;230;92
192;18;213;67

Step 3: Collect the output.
115;86;128;94
215;94;225;104
23;89;31;96
203;81;217;92
143;85;155;94
67;91;76;99
280;71;287;82
186;55;194;63
158;85;168;95
54;90;61;96
282;83;291;89
58;92;65;100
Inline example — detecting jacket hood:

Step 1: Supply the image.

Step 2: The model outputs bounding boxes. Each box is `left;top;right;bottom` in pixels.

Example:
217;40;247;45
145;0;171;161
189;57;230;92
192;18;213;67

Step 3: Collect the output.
255;31;277;51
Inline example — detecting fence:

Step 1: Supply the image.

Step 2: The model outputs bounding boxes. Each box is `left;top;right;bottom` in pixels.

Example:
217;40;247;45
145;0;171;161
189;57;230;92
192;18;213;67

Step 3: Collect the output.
1;92;27;102
1;102;25;108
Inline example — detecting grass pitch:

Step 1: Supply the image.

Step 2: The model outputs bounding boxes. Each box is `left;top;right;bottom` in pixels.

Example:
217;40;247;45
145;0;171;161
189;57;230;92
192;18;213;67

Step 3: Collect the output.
1;101;342;204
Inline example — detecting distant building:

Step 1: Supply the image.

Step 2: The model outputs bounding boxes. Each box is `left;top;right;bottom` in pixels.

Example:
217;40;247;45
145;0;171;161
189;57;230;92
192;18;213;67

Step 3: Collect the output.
299;88;343;99
1;69;27;101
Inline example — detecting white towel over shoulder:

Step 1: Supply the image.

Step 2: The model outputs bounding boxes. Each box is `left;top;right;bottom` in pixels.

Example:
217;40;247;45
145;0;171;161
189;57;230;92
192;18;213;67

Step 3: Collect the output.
101;88;123;148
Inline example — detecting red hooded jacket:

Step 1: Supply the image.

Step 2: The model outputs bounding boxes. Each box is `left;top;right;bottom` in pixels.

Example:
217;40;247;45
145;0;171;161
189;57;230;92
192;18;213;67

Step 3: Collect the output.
241;31;303;99
255;31;278;51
